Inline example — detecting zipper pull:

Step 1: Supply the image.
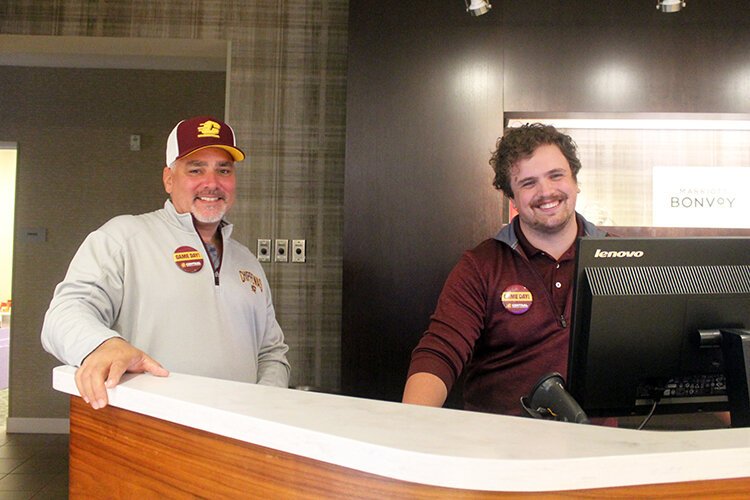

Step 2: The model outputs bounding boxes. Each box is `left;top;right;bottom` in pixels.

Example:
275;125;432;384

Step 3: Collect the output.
560;315;567;328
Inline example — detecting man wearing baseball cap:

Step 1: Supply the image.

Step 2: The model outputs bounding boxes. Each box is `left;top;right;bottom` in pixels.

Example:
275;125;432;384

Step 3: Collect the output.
42;116;290;409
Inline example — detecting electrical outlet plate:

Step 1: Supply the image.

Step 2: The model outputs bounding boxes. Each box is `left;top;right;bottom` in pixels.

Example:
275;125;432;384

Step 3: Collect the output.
257;239;271;262
21;227;47;242
275;239;289;262
292;239;306;263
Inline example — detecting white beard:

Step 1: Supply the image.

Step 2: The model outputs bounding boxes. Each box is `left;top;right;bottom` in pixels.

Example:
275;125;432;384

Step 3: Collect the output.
191;202;227;224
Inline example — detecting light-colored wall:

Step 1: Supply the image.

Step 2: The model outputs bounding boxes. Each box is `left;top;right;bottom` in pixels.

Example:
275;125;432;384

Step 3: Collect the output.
0;0;348;423
0;148;16;303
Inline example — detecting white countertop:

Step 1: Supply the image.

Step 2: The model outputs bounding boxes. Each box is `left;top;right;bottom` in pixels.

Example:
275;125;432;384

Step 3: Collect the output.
53;365;750;492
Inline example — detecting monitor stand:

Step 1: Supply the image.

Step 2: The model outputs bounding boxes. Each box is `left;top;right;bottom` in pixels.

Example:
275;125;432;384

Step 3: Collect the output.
720;329;750;428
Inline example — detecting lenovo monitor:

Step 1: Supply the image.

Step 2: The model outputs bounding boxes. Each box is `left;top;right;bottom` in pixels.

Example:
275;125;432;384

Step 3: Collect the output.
567;237;750;425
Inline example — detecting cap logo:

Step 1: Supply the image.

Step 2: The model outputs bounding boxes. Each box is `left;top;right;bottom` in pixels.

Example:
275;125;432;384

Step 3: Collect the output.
166;116;245;166
197;120;222;138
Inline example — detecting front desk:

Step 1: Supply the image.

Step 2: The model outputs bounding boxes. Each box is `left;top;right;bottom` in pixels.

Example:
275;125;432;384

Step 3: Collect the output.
53;366;750;497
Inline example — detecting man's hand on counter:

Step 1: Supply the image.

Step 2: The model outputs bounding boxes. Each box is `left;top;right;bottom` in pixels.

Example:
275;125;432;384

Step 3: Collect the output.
75;337;169;410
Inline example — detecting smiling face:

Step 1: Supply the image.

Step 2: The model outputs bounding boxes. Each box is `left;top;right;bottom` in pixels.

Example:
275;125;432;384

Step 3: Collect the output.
163;147;236;238
509;143;579;240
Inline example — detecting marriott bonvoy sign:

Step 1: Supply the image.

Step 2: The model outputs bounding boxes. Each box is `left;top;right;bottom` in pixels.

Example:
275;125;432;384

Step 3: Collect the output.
652;166;749;228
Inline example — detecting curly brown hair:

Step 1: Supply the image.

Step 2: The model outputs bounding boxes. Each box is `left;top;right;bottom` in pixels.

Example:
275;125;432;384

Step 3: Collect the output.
489;123;581;199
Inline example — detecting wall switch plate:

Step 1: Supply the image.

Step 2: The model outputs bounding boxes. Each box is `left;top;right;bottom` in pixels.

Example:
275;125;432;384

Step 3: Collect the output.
129;134;141;151
292;239;306;263
21;227;47;242
257;239;271;262
275;239;289;262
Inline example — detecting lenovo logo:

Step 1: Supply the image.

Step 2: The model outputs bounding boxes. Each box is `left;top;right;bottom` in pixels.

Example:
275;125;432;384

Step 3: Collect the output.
594;249;644;258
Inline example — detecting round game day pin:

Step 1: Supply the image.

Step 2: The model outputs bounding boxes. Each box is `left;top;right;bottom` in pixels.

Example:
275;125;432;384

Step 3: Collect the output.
501;284;533;314
173;246;204;273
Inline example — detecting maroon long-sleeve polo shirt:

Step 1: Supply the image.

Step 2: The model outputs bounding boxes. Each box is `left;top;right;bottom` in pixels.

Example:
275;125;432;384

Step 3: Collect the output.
408;214;607;415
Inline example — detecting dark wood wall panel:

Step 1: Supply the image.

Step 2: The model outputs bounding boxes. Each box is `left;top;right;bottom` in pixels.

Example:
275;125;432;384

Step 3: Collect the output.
504;25;750;114
503;1;750;113
343;1;504;400
344;0;750;403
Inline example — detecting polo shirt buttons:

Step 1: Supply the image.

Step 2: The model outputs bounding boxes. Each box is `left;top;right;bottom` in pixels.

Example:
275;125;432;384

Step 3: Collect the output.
555;282;562;288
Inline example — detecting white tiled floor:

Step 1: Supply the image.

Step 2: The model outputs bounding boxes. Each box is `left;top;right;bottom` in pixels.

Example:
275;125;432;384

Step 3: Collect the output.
0;390;69;499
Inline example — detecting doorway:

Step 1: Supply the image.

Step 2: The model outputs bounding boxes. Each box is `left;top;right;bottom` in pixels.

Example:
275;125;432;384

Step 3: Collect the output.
0;143;17;429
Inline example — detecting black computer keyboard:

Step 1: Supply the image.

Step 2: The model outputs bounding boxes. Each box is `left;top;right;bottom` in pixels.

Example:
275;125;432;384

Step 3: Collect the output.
637;374;727;400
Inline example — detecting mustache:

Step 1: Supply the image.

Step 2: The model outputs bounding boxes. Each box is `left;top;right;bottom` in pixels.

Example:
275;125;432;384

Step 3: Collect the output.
193;189;226;200
531;192;567;207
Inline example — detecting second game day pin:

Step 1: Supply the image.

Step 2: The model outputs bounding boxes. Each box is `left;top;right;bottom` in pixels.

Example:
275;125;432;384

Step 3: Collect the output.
501;284;533;314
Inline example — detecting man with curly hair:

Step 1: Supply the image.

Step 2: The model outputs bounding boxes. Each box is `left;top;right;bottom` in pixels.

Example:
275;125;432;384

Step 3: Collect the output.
402;123;607;416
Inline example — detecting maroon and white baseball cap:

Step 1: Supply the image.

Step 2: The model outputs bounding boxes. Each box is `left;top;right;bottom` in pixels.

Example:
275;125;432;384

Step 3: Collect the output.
165;116;245;166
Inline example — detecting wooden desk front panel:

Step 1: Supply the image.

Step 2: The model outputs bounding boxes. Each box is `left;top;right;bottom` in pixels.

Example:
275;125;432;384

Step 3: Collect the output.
69;396;750;498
